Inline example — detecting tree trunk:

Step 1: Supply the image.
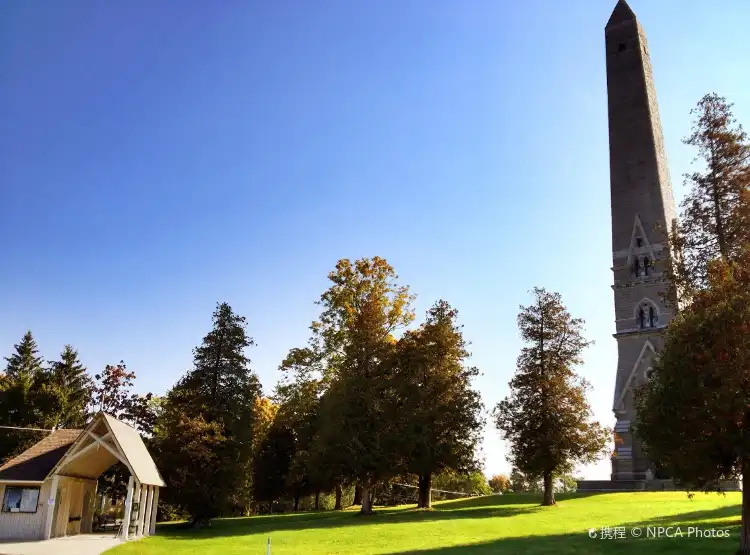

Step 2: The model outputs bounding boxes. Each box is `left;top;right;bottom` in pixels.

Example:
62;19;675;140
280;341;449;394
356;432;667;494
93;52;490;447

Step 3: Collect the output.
191;516;212;529
710;170;728;259
293;492;300;511
314;490;320;510
359;485;374;515
334;484;343;510
418;473;432;509
353;484;362;505
741;466;750;555
542;471;555;506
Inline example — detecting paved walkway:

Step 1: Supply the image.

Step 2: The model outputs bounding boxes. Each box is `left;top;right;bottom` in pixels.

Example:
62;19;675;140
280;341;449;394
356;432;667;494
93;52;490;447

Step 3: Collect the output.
0;534;122;555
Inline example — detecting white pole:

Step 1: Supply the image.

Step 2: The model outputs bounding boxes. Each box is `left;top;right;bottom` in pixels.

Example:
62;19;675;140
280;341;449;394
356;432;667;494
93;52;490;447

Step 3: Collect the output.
149;487;159;535
144;486;154;537
267;537;271;555
137;482;148;536
43;476;60;539
122;476;135;540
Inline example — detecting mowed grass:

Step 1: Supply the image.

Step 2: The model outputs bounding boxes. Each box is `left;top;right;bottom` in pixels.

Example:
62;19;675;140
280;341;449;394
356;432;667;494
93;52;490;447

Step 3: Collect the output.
106;492;742;554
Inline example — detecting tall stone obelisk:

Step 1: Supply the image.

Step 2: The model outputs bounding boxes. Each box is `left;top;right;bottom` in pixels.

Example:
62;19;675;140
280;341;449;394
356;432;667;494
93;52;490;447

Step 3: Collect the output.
605;0;677;481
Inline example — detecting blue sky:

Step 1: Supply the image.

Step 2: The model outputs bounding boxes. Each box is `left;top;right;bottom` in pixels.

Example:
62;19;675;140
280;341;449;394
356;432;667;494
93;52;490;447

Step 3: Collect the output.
1;0;748;480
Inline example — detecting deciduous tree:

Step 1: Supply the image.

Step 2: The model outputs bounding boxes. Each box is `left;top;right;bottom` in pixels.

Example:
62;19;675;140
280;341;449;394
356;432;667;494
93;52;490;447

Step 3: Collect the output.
494;288;610;506
488;474;510;493
309;257;415;514
635;250;750;554
91;361;155;500
273;377;322;510
252;396;279;456
92;362;155;434
153;411;228;524
432;470;491;496
252;421;295;509
508;468;540;493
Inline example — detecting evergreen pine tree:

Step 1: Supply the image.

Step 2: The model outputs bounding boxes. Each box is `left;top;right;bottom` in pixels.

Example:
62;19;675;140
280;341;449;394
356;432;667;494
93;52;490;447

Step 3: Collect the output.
157;302;262;525
48;345;93;428
665;93;750;304
393;300;484;509
0;331;47;461
3;331;44;382
494;288;610;506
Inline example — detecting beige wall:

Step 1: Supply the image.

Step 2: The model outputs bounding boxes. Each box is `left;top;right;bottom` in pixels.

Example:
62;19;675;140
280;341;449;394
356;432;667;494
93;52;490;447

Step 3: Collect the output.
53;476;97;538
0;481;52;541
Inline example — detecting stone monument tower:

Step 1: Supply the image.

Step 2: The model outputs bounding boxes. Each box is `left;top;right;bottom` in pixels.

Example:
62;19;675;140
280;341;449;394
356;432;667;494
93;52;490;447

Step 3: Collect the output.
605;0;677;481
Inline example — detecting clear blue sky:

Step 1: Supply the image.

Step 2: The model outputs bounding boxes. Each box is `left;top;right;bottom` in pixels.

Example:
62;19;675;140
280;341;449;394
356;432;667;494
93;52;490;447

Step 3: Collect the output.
1;0;748;480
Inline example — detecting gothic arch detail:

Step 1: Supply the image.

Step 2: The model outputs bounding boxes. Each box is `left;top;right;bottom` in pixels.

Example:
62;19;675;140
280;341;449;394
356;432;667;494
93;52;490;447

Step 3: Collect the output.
626;214;657;273
633;297;660;329
614;340;657;412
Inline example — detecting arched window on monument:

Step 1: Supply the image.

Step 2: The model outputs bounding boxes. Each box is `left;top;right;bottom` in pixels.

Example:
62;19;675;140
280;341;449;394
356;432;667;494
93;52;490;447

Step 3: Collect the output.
636;302;659;329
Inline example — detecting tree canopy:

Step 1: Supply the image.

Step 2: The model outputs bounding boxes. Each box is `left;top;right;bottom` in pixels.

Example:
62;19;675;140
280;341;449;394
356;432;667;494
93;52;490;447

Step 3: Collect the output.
636;250;750;551
495;288;610;506
665;93;750;304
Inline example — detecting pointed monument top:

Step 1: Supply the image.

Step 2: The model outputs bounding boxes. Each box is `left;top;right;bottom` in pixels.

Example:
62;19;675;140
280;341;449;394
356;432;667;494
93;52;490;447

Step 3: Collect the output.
606;0;636;28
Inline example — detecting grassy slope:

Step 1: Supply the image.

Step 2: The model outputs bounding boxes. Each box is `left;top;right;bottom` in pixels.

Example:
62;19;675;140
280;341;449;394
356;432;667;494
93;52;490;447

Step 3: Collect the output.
107;492;742;554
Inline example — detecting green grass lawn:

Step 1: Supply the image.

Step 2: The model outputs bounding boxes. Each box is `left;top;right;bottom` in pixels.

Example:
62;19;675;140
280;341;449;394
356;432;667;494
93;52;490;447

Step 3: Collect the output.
106;492;743;554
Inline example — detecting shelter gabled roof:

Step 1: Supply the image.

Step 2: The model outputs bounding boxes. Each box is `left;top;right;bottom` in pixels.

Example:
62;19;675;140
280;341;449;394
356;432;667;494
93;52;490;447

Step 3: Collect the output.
102;413;165;487
0;429;82;482
47;412;165;487
1;412;165;487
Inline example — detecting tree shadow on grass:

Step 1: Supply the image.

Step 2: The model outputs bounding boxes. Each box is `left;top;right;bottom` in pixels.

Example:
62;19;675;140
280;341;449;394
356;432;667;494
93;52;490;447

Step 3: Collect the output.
437;492;600;510
154;495;547;540
625;504;741;527
382;504;742;555
152;493;741;548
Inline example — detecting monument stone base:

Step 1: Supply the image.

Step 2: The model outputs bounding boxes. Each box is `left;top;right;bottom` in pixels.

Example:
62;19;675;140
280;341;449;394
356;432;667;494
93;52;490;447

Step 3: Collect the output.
576;479;742;492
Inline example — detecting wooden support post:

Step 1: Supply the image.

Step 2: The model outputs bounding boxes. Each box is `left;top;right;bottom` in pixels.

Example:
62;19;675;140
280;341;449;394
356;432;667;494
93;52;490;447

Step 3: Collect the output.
144;486;154;537
43;475;60;539
149;487;159;535
122;476;135;540
87;480;98;534
137;482;148;536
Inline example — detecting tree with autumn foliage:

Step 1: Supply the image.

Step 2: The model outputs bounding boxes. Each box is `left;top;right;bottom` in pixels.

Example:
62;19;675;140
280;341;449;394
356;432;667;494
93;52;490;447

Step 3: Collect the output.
494;288;610;506
252;396;279;455
663;93;750;305
488;474;510;493
636;250;750;553
305;257;415;515
92;361;156;500
92;361;155;434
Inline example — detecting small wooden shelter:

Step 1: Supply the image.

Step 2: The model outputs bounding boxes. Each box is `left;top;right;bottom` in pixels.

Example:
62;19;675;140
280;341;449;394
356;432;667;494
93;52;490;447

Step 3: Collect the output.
0;412;165;541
